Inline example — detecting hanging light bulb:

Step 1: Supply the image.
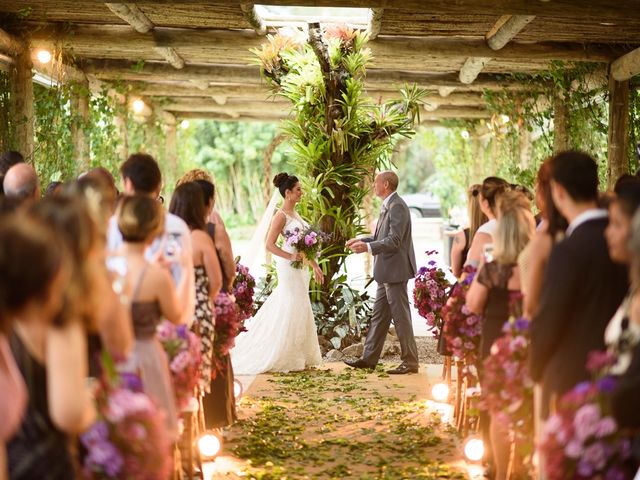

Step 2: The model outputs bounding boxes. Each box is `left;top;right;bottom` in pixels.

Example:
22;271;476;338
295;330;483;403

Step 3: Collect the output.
36;49;52;64
198;432;222;458
464;436;485;462
233;379;244;400
132;99;146;114
500;114;510;123
180;119;190;129
431;382;450;402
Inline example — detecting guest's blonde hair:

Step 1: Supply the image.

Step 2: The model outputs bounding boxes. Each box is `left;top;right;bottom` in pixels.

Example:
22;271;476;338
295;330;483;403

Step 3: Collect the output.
493;191;535;264
467;184;487;243
175;169;213;188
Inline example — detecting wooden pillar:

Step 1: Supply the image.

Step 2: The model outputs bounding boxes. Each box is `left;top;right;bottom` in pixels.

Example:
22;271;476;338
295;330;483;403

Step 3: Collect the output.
165;122;177;180
114;111;128;163
553;95;569;153
10;49;34;160
71;80;90;173
607;69;630;190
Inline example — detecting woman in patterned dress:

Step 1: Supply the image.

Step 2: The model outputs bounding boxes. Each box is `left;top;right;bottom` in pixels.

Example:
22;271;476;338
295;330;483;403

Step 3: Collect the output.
169;183;222;393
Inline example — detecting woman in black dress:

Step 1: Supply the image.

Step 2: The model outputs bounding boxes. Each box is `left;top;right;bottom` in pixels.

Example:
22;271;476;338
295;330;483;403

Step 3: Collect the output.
466;190;536;480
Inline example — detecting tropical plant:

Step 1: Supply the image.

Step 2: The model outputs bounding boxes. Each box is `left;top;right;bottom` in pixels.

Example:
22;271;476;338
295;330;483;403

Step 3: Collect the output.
251;24;426;304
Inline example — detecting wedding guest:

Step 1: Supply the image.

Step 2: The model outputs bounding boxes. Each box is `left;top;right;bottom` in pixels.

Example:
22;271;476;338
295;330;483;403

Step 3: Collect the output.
450;183;487;278
194;179;238;429
604;180;640;374
107;153;194;325
530;151;628;418
467;191;536;480
465;176;510;267
45;181;63;197
3;163;39;201
169;183;225;425
520;159;568;318
176;169;236;284
0;150;24;196
117;195;189;439
4;216;95;479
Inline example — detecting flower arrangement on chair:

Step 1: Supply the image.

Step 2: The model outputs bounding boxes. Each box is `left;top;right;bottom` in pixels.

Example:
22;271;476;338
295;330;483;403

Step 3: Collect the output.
212;292;245;379
413;250;451;336
232;260;256;321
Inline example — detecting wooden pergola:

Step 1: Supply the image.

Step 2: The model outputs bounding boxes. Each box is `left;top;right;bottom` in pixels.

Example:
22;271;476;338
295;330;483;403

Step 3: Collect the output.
1;1;639;184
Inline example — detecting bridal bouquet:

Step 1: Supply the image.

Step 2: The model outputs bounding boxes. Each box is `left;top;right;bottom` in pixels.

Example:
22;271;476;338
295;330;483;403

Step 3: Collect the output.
540;350;634;480
441;266;482;374
480;317;534;445
157;321;202;409
413;250;451;335
233;260;256;321
284;225;330;268
212;292;245;379
81;360;171;480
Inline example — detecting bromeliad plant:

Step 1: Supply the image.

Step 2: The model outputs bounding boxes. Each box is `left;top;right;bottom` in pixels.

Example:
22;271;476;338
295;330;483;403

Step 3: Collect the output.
251;23;426;301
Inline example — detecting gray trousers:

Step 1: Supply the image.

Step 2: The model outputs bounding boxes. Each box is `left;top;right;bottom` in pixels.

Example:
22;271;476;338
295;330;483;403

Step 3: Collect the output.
362;281;419;368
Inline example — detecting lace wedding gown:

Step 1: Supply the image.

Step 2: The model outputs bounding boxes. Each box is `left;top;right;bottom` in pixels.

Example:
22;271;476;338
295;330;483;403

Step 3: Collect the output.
231;211;322;375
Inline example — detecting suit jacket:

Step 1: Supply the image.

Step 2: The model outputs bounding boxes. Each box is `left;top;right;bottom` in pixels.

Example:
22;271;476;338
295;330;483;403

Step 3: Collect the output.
530;217;628;410
363;192;417;284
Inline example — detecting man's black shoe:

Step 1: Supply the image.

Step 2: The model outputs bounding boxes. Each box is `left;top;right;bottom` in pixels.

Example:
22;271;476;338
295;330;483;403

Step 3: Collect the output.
387;364;419;375
344;358;375;370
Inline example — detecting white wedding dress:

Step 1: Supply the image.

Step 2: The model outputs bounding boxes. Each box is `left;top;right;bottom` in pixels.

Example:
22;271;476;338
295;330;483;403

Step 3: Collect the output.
231;211;322;375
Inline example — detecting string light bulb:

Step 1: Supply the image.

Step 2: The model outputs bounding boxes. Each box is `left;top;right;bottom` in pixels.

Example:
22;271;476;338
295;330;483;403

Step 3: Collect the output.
233;379;243;400
132;99;146;114
36;49;52;64
500;114;510;123
460;130;470;139
180;119;190;129
464;436;485;462
431;383;450;402
198;433;222;458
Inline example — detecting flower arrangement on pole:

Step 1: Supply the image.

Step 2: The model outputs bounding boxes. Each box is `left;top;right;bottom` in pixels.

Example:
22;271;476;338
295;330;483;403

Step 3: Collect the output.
413;250;451;336
233;260;256;321
80;355;171;480
157;320;202;409
540;350;635;480
212;292;244;379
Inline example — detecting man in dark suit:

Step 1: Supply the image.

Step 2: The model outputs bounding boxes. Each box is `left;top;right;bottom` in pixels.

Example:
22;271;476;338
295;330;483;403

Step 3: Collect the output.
530;151;628;417
344;171;419;374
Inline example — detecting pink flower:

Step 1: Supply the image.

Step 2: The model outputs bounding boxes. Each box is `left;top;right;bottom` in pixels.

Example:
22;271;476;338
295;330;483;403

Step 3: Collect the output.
594;417;617;438
565;439;584;458
170;351;190;373
574;404;601;442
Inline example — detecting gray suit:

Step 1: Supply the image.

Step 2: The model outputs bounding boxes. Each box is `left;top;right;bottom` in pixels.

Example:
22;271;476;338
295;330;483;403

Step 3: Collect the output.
362;192;419;367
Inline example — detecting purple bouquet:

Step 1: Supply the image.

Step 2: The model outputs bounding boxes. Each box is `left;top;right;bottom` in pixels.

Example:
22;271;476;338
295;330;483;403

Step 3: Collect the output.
413;250;451;335
284;225;330;269
81;369;171;479
540;350;634;480
157;320;202;409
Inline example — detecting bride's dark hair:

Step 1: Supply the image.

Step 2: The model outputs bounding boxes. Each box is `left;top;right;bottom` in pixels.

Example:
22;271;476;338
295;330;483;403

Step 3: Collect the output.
273;172;299;198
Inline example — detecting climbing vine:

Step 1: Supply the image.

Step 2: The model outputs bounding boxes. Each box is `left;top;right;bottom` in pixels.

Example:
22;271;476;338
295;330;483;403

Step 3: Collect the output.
0;71;13;152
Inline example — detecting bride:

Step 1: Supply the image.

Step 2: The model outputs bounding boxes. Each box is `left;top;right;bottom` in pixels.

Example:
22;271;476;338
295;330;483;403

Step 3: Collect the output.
231;172;324;374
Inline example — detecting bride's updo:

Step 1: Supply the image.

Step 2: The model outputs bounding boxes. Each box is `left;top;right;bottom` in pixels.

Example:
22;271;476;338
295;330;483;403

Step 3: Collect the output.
273;172;299;198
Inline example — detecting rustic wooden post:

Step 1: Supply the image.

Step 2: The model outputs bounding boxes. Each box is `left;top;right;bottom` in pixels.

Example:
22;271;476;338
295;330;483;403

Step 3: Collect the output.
607;67;630;190
553;95;569;153
10;48;34;160
71;79;90;173
165;121;177;181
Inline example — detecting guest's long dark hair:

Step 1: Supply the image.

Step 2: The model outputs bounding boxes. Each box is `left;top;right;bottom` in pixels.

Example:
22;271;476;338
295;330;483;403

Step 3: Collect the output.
169;182;206;231
536;158;568;238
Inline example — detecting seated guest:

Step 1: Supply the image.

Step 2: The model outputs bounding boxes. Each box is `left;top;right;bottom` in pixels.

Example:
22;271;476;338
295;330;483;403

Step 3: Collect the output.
530;151;628;418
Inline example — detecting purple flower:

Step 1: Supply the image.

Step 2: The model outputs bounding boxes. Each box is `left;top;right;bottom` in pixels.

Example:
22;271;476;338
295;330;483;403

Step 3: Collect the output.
605;467;628;480
176;324;188;339
577;457;595;477
594;417;617;438
582;442;607;470
81;420;109;448
574;381;593;395
586;350;617;374
418;267;427;275
565;439;583;459
597;376;617;394
86;439;124;477
120;372;143;392
514;317;530;331
157;321;173;341
170;351;190;373
574;403;601;441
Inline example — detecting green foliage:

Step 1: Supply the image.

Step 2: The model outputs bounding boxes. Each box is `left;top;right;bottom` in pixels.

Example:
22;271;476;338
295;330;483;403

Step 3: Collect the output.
0;71;13;152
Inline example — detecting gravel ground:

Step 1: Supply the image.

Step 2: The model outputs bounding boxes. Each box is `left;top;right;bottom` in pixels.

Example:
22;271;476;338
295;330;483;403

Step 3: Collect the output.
383;335;444;365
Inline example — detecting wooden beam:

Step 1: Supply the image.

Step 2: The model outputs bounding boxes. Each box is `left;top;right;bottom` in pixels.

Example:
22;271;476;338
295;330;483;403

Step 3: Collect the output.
240;4;267;36
83;60;532;91
0;28;24;54
368;8;384;40
611;47;640;82
607;69;630;188
10;50;34;160
460;14;536;85
105;3;154;33
438;87;456;97
486;15;536;51
459;57;492;84
153;46;185;69
30;25;622;63
422;107;492;119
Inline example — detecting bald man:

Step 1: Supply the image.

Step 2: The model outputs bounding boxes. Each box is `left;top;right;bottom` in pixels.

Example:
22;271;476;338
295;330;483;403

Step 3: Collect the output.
346;171;419;374
3;163;40;200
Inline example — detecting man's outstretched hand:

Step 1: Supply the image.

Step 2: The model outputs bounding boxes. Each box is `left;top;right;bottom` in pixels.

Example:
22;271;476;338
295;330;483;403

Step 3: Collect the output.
347;239;368;254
